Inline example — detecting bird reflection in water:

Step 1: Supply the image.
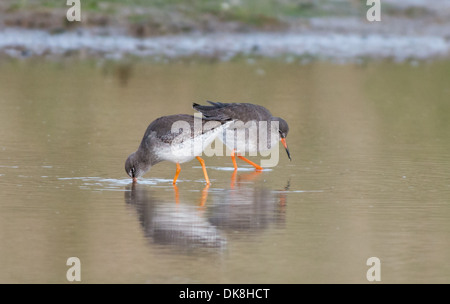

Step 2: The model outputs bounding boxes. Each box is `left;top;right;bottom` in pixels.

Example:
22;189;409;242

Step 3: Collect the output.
125;183;226;250
209;171;288;232
125;173;289;251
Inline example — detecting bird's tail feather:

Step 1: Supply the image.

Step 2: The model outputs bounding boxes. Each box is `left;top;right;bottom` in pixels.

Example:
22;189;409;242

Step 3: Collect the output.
192;101;231;121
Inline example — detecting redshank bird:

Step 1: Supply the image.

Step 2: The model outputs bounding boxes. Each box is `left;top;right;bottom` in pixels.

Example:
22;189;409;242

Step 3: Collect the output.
193;101;290;170
125;114;230;184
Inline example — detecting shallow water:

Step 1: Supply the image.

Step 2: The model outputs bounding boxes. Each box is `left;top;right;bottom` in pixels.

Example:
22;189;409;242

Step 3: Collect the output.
2;28;450;61
0;59;449;283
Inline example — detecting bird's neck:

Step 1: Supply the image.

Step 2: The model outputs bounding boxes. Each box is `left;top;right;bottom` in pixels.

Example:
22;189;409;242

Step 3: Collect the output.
137;141;160;166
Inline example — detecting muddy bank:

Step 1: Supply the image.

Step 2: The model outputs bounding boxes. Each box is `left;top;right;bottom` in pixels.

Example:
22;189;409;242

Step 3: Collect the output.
1;0;450;62
1;0;450;37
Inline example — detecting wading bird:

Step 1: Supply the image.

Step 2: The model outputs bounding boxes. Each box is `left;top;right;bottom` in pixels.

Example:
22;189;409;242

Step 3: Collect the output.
193;101;290;170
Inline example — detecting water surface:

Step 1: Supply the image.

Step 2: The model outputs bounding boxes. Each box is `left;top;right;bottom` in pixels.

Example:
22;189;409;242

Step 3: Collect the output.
0;59;449;283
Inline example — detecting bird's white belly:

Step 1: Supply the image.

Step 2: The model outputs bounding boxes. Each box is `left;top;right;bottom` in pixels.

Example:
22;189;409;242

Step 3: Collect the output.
156;123;230;163
220;124;279;155
156;143;196;163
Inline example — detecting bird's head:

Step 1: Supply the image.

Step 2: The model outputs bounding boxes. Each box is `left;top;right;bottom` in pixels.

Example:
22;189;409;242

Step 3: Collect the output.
125;152;151;183
272;117;291;161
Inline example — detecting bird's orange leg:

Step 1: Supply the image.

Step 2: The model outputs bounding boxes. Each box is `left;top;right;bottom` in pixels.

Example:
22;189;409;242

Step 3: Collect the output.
199;184;210;208
230;168;238;189
173;184;180;204
196;156;211;185
237;155;263;171
230;150;238;170
173;163;181;185
239;170;263;182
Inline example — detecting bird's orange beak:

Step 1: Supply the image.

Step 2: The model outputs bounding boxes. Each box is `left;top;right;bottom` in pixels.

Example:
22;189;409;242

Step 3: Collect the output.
280;138;291;161
132;177;137;183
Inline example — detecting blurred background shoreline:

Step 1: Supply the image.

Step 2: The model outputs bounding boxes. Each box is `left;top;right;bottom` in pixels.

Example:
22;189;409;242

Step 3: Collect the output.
1;0;450;62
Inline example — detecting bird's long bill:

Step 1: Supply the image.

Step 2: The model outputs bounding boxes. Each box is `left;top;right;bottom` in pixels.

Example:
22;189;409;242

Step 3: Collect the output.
280;138;291;161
